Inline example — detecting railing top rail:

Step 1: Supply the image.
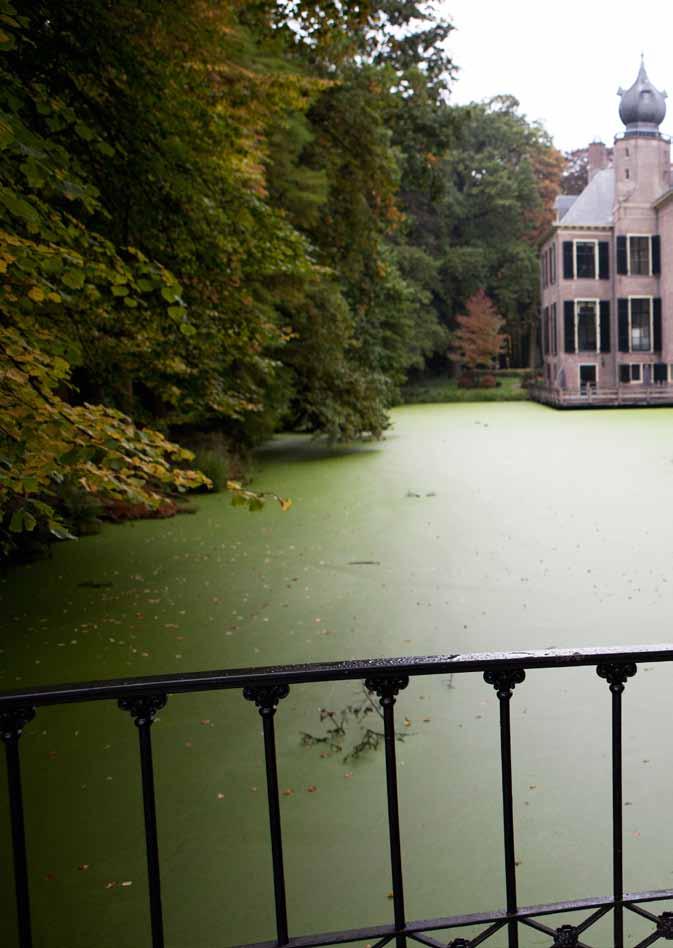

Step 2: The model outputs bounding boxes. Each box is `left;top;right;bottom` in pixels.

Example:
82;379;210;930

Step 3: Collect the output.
1;643;672;709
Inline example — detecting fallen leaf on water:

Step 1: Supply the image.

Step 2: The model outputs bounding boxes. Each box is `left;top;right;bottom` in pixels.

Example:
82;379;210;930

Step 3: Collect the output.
184;741;192;748
387;891;394;899
200;719;211;725
403;718;411;727
78;864;90;872
121;881;133;887
105;881;117;889
217;793;224;800
282;788;294;797
422;717;431;723
45;873;57;881
249;786;258;792
306;785;318;793
344;772;353;779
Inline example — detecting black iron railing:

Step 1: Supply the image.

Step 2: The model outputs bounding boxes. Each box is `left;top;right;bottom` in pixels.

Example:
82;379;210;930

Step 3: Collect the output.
2;645;673;948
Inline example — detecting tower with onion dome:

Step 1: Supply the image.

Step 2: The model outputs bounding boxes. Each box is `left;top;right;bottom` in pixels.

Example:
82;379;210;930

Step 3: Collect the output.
614;58;670;207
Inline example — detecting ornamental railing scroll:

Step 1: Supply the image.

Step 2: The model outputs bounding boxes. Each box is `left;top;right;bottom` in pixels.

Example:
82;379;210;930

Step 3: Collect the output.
3;645;673;948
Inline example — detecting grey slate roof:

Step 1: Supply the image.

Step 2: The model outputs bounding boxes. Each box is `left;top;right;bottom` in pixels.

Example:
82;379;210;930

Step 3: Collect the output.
560;168;615;226
555;195;578;220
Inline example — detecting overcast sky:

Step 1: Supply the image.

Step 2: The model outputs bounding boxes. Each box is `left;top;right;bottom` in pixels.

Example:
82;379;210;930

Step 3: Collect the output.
439;0;673;152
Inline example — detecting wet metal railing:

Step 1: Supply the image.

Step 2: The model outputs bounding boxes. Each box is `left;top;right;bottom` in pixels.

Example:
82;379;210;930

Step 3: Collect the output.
3;645;673;948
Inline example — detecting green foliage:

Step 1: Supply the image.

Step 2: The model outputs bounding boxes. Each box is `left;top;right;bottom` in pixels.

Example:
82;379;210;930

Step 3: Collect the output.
400;372;528;404
0;0;564;558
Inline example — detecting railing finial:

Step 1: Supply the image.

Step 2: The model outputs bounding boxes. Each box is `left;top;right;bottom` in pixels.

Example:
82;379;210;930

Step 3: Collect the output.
118;694;166;726
365;675;409;705
243;683;289;716
552;923;578;947
0;707;35;744
596;662;637;693
483;667;525;699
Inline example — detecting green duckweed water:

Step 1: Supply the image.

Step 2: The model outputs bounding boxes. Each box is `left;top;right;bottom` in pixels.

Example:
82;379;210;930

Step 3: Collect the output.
2;402;673;947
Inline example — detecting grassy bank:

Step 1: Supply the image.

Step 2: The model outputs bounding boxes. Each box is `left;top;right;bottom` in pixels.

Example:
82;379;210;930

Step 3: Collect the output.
399;371;529;404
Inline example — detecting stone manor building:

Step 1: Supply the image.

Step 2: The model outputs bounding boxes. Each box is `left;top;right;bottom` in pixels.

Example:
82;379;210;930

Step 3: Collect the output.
534;59;673;406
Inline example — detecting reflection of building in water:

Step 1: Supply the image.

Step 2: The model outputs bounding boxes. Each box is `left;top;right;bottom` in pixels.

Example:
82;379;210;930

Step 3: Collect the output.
535;59;673;406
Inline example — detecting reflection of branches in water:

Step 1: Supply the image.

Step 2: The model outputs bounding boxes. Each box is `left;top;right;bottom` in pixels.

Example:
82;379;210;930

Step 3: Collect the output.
301;685;410;762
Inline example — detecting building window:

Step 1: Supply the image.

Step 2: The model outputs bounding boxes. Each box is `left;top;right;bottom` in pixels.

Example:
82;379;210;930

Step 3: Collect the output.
629;236;651;275
575;241;596;278
551;302;557;356
549;246;556;284
576;300;598;352
630;298;652;351
625;168;630;179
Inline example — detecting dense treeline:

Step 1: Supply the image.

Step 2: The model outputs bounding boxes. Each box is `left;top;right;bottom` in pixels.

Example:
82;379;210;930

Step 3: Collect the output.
0;0;562;556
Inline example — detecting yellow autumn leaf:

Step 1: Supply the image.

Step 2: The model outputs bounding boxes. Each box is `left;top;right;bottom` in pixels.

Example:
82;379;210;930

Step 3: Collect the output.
48;292;61;303
28;286;45;302
279;497;292;512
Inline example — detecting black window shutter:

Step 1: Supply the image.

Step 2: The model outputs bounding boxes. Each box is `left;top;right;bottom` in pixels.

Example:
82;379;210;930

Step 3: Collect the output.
564;301;575;353
563;242;574;280
599;300;611;352
652;235;661;275
654;363;667;382
654;298;662;350
599;242;610;279
617;236;628;274
618;298;629;351
619;364;630;383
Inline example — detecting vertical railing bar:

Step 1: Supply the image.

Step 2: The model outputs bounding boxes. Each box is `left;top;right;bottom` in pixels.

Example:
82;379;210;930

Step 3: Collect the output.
612;685;624;948
1;707;35;948
118;695;167;948
244;684;291;946
484;669;525;948
366;675;410;948
597;662;636;948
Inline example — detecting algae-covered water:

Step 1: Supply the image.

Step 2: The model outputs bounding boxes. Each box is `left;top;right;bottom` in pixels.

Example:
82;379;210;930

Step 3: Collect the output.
3;403;673;947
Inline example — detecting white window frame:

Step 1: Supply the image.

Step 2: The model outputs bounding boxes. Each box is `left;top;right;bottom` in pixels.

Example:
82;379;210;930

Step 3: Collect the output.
551;302;558;356
628;295;654;353
578;363;598;392
627;235;653;276
668;364;673;383
573;239;598;279
575;298;600;353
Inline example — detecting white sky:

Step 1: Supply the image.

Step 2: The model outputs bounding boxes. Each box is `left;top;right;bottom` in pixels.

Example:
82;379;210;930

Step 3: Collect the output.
439;0;673;152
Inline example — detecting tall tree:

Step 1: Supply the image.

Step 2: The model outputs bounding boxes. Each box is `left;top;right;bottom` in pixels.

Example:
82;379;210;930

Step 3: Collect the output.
449;290;506;382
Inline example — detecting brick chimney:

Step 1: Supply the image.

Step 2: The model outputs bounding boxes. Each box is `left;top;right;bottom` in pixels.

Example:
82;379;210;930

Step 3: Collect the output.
588;140;609;181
